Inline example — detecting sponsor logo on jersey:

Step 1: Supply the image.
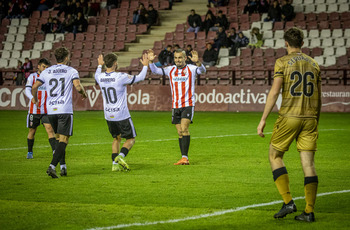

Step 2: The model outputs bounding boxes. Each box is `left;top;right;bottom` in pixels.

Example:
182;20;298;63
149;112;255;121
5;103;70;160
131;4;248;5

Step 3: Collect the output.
173;76;187;82
49;100;65;105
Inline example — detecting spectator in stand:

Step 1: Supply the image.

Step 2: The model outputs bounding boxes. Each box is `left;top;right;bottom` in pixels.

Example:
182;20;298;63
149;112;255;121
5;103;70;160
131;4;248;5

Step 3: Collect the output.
85;0;100;17
264;0;281;22
41;17;54;34
168;0;173;10
185;44;194;65
57;0;73;17
132;3;147;24
51;17;62;33
208;0;226;7
227;27;239;48
156;45;174;67
6;1;21;19
187;9;202;35
201;10;216;36
16;60;24;86
37;0;54;12
229;32;249;56
23;58;33;85
248;27;263;49
73;1;84;16
202;43;218;67
281;0;295;22
73;11;88;34
145;4;158;30
209;10;228;31
62;13;75;33
258;0;269;14
0;1;7;22
106;0;119;11
243;0;259;15
23;0;34;18
213;26;227;51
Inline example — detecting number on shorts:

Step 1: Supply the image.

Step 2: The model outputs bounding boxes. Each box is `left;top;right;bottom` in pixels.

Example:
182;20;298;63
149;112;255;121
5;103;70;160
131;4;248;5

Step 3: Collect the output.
290;71;315;97
102;87;117;104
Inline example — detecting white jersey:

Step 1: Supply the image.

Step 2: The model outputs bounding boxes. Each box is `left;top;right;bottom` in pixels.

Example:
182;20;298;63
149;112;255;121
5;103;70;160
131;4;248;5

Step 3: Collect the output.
25;72;48;114
149;63;206;108
37;64;79;115
95;66;148;121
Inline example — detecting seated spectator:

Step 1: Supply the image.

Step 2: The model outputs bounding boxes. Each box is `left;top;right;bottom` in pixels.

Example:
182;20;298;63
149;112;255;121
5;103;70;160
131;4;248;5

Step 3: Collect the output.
187;9;202;35
51;17;62;33
73;1;84;16
132;3;147;24
248;27;263;48
106;0;119;11
243;0;258;15
155;45;174;67
85;0;100;17
6;1;21;19
185;44;194;64
209;10;228;31
202;43;218;67
264;0;281;22
41;17;54;34
258;0;269;14
213;26;227;50
73;12;88;34
201;10;216;35
62;13;75;33
227;27;239;48
23;58;33;84
145;4;158;30
16;60;24;86
229;32;249;56
281;0;295;22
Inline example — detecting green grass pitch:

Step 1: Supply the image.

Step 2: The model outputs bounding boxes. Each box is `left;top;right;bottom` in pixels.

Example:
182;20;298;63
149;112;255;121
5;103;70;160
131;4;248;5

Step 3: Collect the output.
0;110;349;230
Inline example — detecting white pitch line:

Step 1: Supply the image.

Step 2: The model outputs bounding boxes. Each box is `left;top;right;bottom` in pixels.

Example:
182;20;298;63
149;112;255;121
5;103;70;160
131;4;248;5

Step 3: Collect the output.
0;129;346;151
87;189;350;230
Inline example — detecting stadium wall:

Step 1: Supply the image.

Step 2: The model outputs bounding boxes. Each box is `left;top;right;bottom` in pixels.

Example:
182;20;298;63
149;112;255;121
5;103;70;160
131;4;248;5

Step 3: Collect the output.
1;85;349;112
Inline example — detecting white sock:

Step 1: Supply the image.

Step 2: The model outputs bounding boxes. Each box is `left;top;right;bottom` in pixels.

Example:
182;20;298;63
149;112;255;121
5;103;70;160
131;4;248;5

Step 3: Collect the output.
113;162;118;165
60;164;66;170
50;164;55;169
182;155;188;159
119;153;126;158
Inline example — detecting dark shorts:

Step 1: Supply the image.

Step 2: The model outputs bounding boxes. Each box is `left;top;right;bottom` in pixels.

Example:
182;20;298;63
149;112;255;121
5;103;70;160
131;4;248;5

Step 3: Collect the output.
107;118;137;139
48;114;73;136
172;106;194;124
27;114;50;128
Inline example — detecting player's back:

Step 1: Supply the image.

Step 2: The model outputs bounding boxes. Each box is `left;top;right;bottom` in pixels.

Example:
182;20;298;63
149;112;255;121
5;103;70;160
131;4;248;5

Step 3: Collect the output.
39;64;79;114
95;71;131;121
274;52;321;118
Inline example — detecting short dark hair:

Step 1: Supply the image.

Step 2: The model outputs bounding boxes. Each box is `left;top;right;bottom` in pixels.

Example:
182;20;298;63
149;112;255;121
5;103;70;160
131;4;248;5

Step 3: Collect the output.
104;53;118;68
54;47;70;63
284;27;304;48
38;58;51;66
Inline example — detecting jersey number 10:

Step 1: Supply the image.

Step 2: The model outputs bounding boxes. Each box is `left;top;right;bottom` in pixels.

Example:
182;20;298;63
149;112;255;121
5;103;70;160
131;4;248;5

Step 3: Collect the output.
102;87;118;104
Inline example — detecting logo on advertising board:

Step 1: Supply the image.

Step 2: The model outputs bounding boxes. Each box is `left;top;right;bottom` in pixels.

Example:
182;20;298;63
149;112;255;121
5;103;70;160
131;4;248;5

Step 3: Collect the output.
86;86;101;108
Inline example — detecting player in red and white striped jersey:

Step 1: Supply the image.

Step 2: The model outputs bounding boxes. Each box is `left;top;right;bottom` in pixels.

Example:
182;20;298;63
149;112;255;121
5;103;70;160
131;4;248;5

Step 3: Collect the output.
148;49;206;165
24;58;56;159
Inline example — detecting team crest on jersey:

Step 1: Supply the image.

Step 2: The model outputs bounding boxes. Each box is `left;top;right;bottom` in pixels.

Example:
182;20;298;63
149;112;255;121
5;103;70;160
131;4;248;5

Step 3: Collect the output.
128;75;133;79
183;69;187;75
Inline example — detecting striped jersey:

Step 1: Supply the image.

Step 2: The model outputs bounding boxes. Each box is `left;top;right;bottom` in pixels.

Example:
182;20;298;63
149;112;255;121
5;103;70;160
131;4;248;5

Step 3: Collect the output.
149;63;206;108
274;52;321;118
25;72;48;114
95;66;148;121
37;64;80;115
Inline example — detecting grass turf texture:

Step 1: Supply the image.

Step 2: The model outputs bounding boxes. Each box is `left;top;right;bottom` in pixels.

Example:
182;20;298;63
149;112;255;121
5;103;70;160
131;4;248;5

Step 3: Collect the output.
0;111;349;230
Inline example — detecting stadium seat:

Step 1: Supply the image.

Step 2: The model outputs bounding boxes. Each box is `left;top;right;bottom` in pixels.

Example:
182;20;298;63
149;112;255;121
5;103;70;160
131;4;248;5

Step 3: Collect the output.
273;22;284;30
327;4;338;12
332;29;343;38
335;47;346;57
251;22;261;30
176;24;185;33
21;50;31;59
320;29;331;38
217;57;230;68
8;59;18;68
311;47;323;57
18;26;27;34
1;50;11;59
304;5;315;13
274;30;284;39
108;17;118;25
105;34;115;42
262;22;273;30
264;48;275;57
317;12;328;21
8;26;17;34
43;42;52;50
285;22;294;30
324;47;335;56
263;30;273;39
307;21;318;30
240;48;251;57
84;42;93;50
319;21;329;30
301;47;311;56
252;48;263;57
33;42;43;50
309;39;321;48
85;33;95;42
322;38;333;47
275;48;287;58
75;33;85;41
275;39;285;48
315;4;326;12
334;38;345;47
13;42;23;50
314;56;324;65
31;50;40;59
324;56;336;67
45;34;55;42
330;21;341;29
207;31;217;40
308;30;319;39
0;59;8;68
294;12;305;22
186;32;195;41
264;39;274;47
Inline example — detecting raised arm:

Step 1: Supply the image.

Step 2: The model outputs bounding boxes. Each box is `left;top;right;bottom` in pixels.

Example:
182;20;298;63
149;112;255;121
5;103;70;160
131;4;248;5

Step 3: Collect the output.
131;53;149;83
147;49;165;75
95;54;104;82
189;50;206;74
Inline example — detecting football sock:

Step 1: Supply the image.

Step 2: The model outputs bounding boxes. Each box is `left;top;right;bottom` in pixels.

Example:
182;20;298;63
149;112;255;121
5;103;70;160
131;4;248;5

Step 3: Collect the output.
181;135;190;157
304;176;318;213
273;167;292;204
59;150;66;165
60;164;66;170
49;164;55;169
49;138;56;152
112;153;118;161
51;142;67;167
120;147;129;157
27;138;34;152
178;137;183;155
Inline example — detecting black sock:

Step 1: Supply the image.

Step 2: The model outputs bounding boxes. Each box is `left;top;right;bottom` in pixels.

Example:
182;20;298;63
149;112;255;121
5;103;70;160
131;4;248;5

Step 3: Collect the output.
49;138;56;152
179;137;183;155
112;153;118;161
182;135;190;157
59;150;66;166
28;138;34;152
51;142;67;167
55;139;59;149
120;147;129;157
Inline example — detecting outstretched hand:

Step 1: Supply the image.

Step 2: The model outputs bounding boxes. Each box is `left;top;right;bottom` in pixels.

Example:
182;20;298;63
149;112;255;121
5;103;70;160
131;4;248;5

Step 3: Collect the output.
139;53;149;66
189;50;199;63
147;49;157;62
98;54;104;66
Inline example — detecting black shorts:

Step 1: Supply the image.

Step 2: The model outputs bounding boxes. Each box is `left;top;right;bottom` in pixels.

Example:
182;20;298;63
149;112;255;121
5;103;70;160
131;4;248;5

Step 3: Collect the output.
172;106;194;124
107;118;137;139
27;114;50;128
48;114;73;136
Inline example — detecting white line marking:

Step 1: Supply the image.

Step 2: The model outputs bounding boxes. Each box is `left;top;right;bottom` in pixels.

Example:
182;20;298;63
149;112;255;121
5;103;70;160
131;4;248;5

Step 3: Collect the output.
87;189;350;230
0;129;346;151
